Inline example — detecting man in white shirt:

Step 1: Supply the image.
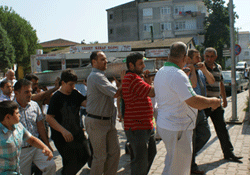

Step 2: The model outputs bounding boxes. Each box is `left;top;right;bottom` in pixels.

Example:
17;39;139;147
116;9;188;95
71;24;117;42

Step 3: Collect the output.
154;42;221;175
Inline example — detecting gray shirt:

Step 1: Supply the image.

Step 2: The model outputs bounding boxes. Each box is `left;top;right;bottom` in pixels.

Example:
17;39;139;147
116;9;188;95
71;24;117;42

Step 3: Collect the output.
86;68;117;117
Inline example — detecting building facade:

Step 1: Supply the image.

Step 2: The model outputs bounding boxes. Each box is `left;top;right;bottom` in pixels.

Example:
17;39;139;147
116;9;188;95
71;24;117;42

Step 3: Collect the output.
107;0;207;45
238;31;250;65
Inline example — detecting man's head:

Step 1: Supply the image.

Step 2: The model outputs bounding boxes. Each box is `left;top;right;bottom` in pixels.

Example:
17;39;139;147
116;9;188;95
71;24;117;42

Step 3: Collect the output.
61;69;77;94
187;49;201;65
168;42;187;68
24;73;39;92
14;79;32;107
90;51;108;71
5;69;15;81
126;52;145;75
204;47;217;66
0;79;12;97
0;101;20;124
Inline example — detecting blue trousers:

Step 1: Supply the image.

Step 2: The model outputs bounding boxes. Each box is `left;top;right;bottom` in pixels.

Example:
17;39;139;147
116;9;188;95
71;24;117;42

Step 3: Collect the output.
191;110;211;171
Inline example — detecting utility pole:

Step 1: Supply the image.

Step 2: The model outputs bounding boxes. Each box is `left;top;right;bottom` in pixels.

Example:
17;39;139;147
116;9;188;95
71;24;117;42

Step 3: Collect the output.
229;0;238;121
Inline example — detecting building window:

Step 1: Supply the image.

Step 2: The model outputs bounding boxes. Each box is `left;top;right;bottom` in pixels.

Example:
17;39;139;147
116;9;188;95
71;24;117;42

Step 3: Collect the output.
160;22;171;31
110;29;113;34
245;51;249;56
144;24;153;32
110;14;113;20
175;21;186;30
161;7;171;15
174;6;184;15
143;8;153;17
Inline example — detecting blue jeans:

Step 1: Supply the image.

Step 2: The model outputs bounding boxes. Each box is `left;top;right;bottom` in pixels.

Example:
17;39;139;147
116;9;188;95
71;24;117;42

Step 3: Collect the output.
125;129;156;175
191;110;211;171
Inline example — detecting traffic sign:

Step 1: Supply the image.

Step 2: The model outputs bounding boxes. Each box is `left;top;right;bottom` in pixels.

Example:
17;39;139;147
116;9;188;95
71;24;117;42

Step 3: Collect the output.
235;44;241;56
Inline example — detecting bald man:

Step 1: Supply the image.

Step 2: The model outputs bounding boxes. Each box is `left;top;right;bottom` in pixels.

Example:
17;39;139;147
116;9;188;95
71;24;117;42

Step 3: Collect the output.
0;70;17;97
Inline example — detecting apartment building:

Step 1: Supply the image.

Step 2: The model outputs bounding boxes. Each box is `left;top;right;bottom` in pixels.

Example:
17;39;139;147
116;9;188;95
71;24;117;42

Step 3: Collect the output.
107;0;207;45
238;31;250;65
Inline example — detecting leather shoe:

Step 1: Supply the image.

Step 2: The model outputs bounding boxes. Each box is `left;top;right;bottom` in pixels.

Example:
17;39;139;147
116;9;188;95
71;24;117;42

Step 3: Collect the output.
224;154;243;163
191;169;205;174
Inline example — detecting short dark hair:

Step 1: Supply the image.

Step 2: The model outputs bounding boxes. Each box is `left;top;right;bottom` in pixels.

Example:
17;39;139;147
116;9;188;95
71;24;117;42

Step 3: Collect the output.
204;47;217;56
188;49;199;59
14;79;32;92
90;51;102;66
61;69;77;83
0;101;19;122
126;52;143;70
24;73;39;81
169;42;187;58
0;79;11;88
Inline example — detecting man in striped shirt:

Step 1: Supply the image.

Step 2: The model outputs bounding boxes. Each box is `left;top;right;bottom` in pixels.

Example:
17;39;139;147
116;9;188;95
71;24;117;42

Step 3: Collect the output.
204;47;243;162
122;52;156;175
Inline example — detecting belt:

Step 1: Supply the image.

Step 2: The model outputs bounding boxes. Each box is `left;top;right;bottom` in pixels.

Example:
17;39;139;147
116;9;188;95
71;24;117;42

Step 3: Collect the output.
22;145;32;149
87;114;111;120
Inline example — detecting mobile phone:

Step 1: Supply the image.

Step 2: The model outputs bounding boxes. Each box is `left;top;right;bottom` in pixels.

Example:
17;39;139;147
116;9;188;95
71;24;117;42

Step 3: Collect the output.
183;69;190;73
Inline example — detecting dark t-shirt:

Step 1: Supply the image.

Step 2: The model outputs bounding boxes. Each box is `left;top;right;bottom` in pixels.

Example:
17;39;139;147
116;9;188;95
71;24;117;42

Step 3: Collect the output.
47;89;86;144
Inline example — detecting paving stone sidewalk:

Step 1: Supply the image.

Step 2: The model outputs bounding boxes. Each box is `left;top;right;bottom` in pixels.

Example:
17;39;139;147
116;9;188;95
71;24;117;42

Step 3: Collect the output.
53;90;250;175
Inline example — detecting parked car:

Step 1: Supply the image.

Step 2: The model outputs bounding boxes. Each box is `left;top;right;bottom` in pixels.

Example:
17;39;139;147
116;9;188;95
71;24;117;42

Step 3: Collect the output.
236;61;248;71
222;70;248;93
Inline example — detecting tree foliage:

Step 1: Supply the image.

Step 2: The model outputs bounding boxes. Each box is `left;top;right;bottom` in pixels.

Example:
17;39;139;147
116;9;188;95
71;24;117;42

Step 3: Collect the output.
0;6;40;73
0;24;15;70
202;0;237;68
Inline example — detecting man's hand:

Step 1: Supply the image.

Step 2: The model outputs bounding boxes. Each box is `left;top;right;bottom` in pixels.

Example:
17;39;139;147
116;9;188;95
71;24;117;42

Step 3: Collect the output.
186;64;195;72
210;97;221;110
82;79;87;86
54;77;61;89
117;113;123;122
142;70;152;84
42;147;53;161
120;70;126;81
195;62;206;71
222;99;228;108
61;129;74;142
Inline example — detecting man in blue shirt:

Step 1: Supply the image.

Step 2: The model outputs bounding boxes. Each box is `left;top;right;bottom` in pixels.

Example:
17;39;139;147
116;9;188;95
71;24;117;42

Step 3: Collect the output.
0;101;53;174
186;49;215;174
0;79;14;102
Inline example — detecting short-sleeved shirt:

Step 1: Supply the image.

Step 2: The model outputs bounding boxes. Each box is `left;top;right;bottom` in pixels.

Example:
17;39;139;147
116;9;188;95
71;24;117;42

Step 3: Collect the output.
75;83;87;110
47;89;86;144
122;71;154;131
15;100;44;147
86;68;117;117
0;122;32;174
205;62;223;97
154;62;198;131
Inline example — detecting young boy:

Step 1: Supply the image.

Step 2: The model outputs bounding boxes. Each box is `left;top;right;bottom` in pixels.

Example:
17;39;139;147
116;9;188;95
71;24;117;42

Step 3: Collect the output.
0;101;53;174
46;69;90;175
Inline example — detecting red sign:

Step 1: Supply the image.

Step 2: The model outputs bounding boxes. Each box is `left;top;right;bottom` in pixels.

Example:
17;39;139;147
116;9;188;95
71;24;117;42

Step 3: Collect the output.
235;44;241;56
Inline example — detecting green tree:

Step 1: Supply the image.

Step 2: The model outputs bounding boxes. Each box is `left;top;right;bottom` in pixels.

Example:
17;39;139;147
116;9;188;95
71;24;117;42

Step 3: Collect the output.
0;6;40;73
202;0;237;69
0;24;15;71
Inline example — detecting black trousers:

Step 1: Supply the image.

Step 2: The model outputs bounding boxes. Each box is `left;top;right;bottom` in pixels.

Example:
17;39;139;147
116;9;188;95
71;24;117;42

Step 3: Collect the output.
54;135;90;175
204;106;233;155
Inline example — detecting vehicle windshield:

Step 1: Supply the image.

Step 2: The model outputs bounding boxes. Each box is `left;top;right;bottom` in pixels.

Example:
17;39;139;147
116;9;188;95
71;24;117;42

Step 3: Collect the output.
222;72;240;80
237;62;245;66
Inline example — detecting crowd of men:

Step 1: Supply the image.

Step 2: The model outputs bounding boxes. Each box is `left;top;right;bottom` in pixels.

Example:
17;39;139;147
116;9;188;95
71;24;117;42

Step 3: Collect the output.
0;42;243;175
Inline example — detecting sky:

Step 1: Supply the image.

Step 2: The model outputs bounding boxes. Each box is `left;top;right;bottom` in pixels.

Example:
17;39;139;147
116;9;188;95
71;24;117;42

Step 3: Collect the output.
1;0;249;44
